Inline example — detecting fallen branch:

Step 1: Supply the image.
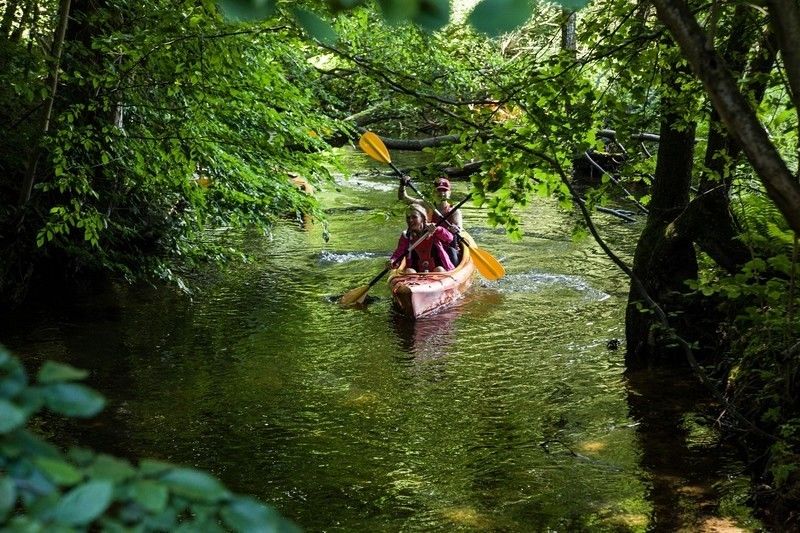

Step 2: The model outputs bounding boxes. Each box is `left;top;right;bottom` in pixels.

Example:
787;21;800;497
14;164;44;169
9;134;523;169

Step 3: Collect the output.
362;132;460;150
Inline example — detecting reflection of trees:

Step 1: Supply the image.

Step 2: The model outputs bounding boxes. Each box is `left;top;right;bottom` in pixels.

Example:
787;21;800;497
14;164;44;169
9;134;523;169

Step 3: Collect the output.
625;368;741;530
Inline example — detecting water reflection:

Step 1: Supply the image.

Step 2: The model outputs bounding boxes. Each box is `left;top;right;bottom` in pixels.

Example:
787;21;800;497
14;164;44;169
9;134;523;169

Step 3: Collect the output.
0;148;761;532
390;307;459;359
625;368;759;531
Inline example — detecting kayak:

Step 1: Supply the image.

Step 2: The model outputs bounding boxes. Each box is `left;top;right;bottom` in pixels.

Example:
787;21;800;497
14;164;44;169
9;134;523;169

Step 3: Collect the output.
388;231;476;318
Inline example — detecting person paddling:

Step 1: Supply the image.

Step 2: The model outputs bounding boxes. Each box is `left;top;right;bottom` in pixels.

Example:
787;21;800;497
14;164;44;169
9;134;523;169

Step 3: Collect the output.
398;176;462;265
398;176;463;230
388;204;455;274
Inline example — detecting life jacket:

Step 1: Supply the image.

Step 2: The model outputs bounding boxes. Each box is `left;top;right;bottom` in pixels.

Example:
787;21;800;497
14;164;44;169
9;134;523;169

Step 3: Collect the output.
432;204;460;265
391;227;455;271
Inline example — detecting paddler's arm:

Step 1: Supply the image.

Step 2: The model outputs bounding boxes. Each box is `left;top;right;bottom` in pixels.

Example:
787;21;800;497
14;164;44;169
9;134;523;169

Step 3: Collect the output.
429;225;454;244
398;176;425;204
388;232;410;269
446;208;463;231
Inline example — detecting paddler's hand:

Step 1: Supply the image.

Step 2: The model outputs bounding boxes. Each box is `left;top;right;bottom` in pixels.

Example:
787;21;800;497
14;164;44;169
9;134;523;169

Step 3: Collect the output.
400;176;411;186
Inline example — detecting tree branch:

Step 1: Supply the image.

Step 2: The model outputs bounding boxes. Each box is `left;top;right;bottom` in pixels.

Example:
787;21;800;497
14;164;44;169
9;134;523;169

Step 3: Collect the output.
652;0;800;234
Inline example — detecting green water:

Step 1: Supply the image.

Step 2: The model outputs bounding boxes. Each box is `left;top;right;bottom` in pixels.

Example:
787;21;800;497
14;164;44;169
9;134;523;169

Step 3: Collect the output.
2;149;759;531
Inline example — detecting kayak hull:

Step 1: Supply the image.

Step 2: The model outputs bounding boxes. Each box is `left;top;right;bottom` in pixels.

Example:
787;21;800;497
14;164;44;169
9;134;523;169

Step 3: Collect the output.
388;234;475;319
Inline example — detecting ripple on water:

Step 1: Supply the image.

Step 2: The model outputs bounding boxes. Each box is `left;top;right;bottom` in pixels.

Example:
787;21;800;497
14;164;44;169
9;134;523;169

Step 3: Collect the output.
336;176;396;192
482;270;610;301
318;250;382;264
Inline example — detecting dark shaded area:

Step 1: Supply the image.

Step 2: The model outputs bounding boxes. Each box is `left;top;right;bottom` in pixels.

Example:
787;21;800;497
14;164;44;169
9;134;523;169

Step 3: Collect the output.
626;367;746;531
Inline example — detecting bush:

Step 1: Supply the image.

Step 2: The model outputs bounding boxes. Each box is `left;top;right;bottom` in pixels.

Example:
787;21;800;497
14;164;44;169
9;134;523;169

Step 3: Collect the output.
0;345;298;532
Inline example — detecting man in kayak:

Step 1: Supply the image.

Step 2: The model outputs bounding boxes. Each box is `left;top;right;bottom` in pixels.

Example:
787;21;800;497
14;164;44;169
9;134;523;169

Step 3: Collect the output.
388;204;455;273
398;176;462;265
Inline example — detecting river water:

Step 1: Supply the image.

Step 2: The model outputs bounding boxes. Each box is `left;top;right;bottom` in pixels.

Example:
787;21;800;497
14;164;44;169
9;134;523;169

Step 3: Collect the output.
2;149;760;531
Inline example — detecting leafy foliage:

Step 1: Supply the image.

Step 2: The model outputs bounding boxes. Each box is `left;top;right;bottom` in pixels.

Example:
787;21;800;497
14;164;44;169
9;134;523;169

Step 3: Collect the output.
0;0;342;298
0;345;297;531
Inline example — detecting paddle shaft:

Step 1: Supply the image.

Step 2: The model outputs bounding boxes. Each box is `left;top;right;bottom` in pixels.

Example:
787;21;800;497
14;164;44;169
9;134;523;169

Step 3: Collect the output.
395;173;508;279
357;131;503;282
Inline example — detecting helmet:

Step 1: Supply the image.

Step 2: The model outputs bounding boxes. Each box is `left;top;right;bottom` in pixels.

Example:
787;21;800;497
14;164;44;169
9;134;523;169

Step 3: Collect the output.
435;178;451;191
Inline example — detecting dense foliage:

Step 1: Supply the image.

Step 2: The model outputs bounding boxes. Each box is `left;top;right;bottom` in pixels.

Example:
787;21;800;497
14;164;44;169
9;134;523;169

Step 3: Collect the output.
0;0;342;300
0;345;297;531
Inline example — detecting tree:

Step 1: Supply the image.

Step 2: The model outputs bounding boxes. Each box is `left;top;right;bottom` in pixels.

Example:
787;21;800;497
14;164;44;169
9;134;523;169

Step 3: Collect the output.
0;0;341;304
652;0;800;234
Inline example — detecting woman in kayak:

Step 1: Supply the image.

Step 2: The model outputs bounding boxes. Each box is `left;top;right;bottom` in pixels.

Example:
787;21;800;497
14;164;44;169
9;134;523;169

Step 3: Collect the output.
398;176;461;265
388;204;455;274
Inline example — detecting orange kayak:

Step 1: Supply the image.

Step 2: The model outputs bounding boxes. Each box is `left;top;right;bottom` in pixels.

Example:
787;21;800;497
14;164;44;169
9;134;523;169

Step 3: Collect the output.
388;232;476;318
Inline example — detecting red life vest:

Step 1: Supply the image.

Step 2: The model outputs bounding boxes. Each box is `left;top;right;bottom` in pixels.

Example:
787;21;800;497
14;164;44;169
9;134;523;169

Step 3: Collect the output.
408;231;437;272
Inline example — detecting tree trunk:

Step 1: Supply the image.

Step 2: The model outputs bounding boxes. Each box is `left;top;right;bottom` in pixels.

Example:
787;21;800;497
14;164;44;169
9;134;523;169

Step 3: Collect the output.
561;10;577;55
18;0;71;205
670;8;771;274
652;0;800;234
626;103;698;368
372;134;459;150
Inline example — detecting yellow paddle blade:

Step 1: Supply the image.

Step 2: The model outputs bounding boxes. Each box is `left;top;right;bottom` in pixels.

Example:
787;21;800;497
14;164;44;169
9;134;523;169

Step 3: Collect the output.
358;131;391;165
339;284;371;306
468;244;505;281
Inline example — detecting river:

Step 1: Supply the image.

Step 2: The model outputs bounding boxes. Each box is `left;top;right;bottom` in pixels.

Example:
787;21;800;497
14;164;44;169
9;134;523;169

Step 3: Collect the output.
1;149;760;531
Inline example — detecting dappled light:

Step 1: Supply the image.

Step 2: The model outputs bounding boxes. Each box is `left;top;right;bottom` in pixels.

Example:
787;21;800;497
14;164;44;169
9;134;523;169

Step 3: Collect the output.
2;0;798;529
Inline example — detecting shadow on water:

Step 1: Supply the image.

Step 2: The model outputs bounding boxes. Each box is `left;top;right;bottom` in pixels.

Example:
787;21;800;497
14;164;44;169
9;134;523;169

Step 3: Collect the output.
390;307;460;360
625;367;757;532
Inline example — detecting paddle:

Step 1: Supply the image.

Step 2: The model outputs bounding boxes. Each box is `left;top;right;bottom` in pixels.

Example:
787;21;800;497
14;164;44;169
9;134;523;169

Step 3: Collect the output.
340;194;473;306
358;131;505;281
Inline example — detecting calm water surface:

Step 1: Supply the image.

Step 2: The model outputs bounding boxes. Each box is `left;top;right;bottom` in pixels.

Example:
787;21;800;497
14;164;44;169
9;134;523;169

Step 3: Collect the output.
2;150;759;531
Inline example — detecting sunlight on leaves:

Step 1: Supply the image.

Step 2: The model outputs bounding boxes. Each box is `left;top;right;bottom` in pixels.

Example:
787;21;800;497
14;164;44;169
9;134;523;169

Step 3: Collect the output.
468;0;534;36
219;0;275;21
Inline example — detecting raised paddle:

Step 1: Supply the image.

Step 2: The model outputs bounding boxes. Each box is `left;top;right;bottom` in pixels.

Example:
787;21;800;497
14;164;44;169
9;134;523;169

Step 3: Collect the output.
358;131;505;281
340;193;473;306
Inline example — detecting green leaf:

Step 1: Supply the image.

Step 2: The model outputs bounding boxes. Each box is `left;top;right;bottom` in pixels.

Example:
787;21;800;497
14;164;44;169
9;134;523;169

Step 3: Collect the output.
0;399;26;433
87;454;136;482
2;516;45;533
468;0;533;36
221;497;299;533
219;0;275;21
0;476;16;519
130;480;169;513
413;0;449;31
33;457;83;486
377;0;418;24
67;447;96;467
291;8;338;45
37;361;89;385
142;507;178;530
160;468;230;502
0;362;27;398
139;459;173;476
555;0;590;10
52;480;113;525
41;383;105;418
2;429;60;460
